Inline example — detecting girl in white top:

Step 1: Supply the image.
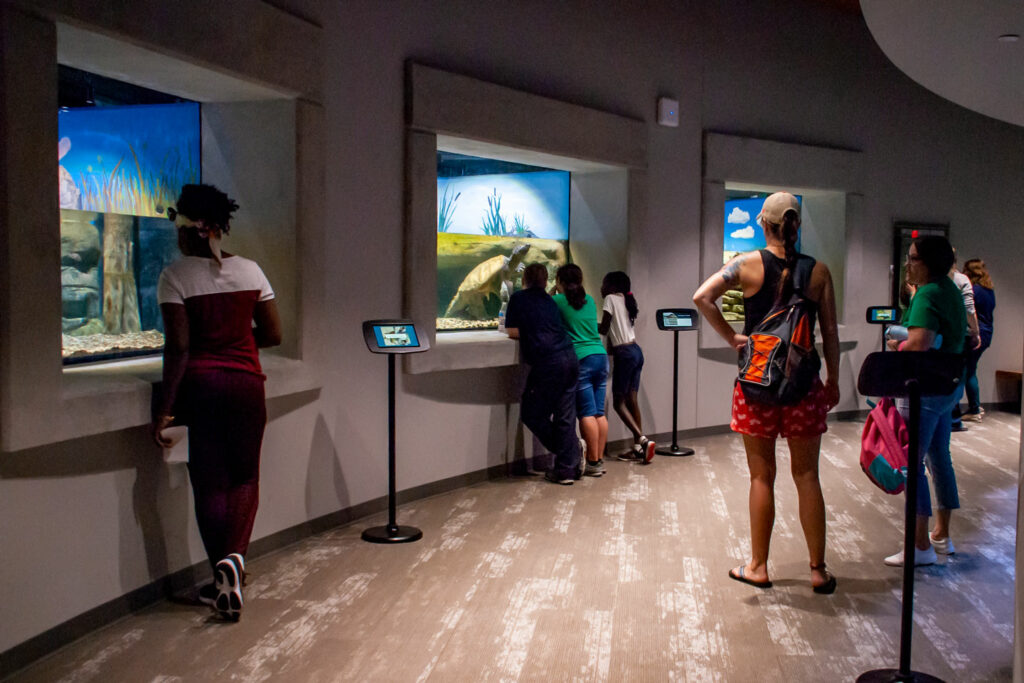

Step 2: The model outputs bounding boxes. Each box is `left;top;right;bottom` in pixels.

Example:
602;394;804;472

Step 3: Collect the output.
598;271;656;463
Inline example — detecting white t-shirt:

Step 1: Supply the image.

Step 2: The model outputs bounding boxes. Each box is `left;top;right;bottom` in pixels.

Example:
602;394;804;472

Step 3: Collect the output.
950;270;975;315
602;293;636;347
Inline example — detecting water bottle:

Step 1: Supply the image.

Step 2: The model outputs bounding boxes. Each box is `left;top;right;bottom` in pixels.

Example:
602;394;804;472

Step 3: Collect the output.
497;302;507;332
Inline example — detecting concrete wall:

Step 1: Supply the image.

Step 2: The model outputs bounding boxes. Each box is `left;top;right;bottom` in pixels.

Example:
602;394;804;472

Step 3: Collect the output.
2;0;1023;668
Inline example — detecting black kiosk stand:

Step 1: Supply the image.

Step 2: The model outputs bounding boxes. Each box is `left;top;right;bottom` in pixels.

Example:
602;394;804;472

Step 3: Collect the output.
856;351;963;683
654;309;699;457
360;320;430;544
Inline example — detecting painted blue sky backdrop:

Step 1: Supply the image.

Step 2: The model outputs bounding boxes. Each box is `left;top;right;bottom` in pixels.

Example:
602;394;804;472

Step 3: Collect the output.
438;170;569;239
58;102;200;217
723;195;802;254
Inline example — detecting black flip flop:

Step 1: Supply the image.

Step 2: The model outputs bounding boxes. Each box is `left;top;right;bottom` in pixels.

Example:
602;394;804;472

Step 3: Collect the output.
813;573;838;595
811;563;838;594
728;565;772;589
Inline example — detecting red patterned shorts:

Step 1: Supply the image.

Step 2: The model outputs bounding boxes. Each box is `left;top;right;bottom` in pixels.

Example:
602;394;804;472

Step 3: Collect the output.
730;378;828;439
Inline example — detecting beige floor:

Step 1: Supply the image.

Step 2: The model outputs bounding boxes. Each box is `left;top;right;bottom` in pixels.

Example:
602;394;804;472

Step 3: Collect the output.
9;412;1020;682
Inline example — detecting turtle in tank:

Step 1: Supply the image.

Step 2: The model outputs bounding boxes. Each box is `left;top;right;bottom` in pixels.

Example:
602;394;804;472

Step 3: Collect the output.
444;243;531;319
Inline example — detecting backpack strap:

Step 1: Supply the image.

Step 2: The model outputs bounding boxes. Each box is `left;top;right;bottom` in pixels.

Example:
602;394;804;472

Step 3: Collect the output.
792;255;817;296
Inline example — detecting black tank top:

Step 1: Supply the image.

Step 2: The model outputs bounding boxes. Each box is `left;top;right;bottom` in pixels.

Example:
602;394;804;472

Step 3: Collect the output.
742;250;817;336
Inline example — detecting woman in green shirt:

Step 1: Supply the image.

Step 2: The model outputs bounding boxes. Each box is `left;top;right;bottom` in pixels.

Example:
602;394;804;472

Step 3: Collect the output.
883;235;966;567
553;264;610;477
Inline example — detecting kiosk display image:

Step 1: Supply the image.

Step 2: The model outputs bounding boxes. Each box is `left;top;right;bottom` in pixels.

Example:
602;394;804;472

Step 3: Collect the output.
658;309;696;330
436;152;569;332
58;69;200;364
722;193;802;324
373;325;420;349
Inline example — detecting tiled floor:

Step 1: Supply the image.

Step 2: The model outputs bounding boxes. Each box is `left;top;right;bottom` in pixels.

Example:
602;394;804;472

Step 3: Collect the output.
8;412;1019;682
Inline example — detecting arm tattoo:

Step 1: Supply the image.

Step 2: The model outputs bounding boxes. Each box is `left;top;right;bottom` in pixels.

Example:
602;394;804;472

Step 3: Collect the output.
720;259;741;285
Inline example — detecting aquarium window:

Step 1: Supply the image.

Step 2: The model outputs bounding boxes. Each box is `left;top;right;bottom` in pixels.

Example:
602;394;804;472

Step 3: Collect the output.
436;152;570;332
59;67;200;364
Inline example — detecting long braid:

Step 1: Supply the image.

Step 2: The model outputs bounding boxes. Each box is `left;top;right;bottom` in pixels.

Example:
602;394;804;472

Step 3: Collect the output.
773;213;801;305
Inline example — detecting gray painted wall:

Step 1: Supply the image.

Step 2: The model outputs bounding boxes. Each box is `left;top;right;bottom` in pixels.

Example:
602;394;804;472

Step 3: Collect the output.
2;0;1022;662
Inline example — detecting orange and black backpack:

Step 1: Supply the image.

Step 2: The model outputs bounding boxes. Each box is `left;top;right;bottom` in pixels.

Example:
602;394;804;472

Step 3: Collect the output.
737;256;821;405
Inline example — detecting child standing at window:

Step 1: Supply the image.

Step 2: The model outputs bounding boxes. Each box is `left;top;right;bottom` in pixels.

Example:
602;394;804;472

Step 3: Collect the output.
599;271;656;463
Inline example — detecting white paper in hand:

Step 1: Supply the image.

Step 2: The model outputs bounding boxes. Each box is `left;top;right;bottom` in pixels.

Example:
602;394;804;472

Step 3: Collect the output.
161;425;189;463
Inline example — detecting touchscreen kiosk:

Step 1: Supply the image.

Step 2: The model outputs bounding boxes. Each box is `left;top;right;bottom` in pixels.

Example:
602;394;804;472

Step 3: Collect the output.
362;319;429;354
654;308;698;457
866;306;899;325
657;308;696;331
360;319;428;544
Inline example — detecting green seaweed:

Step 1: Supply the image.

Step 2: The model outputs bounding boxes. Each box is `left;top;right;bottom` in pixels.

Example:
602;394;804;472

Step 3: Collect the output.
438;184;460;233
512;213;530;236
480;188;507;236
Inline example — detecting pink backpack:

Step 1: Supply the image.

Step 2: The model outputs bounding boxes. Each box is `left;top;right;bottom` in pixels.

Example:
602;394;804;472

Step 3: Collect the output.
860;398;909;494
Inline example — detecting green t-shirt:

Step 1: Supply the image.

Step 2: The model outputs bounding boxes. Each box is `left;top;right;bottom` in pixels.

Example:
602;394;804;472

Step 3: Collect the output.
552;292;607;360
904;277;966;354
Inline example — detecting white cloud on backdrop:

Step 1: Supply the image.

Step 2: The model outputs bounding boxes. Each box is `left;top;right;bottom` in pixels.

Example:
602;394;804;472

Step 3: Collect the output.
727;207;750;224
730;226;756;239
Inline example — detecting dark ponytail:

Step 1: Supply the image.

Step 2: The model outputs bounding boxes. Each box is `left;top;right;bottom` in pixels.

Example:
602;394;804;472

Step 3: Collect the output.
603;271;638;325
556;263;586;310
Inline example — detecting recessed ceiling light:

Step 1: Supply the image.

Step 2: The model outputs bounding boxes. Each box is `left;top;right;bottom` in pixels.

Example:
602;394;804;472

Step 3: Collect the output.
997;33;1020;42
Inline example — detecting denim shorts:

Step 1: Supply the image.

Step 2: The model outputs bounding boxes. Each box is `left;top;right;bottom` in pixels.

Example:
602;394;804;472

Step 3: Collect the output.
611;343;644;399
576;352;608;418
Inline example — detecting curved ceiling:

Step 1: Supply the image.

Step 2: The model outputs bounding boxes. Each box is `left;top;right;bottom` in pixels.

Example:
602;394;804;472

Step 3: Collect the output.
860;0;1024;128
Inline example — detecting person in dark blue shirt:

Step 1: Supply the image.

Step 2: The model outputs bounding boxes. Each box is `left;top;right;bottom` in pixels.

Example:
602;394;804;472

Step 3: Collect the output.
505;263;582;484
961;258;996;420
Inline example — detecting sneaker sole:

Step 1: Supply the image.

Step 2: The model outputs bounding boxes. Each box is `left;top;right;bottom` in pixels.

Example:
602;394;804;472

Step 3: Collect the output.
644;441;656;464
214;558;243;621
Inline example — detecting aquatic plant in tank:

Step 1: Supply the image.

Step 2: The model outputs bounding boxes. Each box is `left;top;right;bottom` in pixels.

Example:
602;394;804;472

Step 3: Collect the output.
722;194;801;324
58;80;200;363
436;152;570;331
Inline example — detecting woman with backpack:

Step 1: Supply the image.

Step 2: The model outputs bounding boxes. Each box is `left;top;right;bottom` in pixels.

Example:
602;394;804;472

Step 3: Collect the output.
693;191;841;594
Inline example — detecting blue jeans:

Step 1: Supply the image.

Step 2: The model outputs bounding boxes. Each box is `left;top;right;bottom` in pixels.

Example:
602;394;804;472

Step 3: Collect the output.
521;348;582;480
611;343;644;399
897;389;960;517
576;353;608;418
963;338;991;413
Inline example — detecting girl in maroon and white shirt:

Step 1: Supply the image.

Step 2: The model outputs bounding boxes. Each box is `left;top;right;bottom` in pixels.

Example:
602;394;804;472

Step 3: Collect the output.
151;184;281;621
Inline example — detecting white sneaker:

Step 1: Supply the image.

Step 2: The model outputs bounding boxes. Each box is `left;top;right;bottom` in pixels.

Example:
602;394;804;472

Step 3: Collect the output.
577;438;587;477
884;545;937;567
930;535;956;555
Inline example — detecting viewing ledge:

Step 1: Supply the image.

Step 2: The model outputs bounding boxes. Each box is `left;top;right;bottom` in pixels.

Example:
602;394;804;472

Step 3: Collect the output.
405;330;519;374
1;354;320;453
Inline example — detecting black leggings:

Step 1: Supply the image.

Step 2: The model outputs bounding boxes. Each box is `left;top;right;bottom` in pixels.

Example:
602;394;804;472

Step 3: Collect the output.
179;369;266;570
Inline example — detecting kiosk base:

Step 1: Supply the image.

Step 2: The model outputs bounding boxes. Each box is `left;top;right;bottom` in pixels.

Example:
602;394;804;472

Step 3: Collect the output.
362;525;423;544
857;669;944;683
656;444;694;456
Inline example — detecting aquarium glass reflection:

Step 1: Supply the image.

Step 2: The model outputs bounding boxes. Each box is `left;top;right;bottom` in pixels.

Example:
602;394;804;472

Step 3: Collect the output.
437;152;570;331
59;102;199;363
722;193;801;324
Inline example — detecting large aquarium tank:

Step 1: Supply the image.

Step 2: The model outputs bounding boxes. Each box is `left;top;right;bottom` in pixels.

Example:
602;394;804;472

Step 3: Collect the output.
436;152;570;331
58;67;200;364
722;192;801;325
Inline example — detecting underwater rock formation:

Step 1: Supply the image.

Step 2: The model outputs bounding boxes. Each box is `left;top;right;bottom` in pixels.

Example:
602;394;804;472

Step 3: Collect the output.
101;212;141;335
